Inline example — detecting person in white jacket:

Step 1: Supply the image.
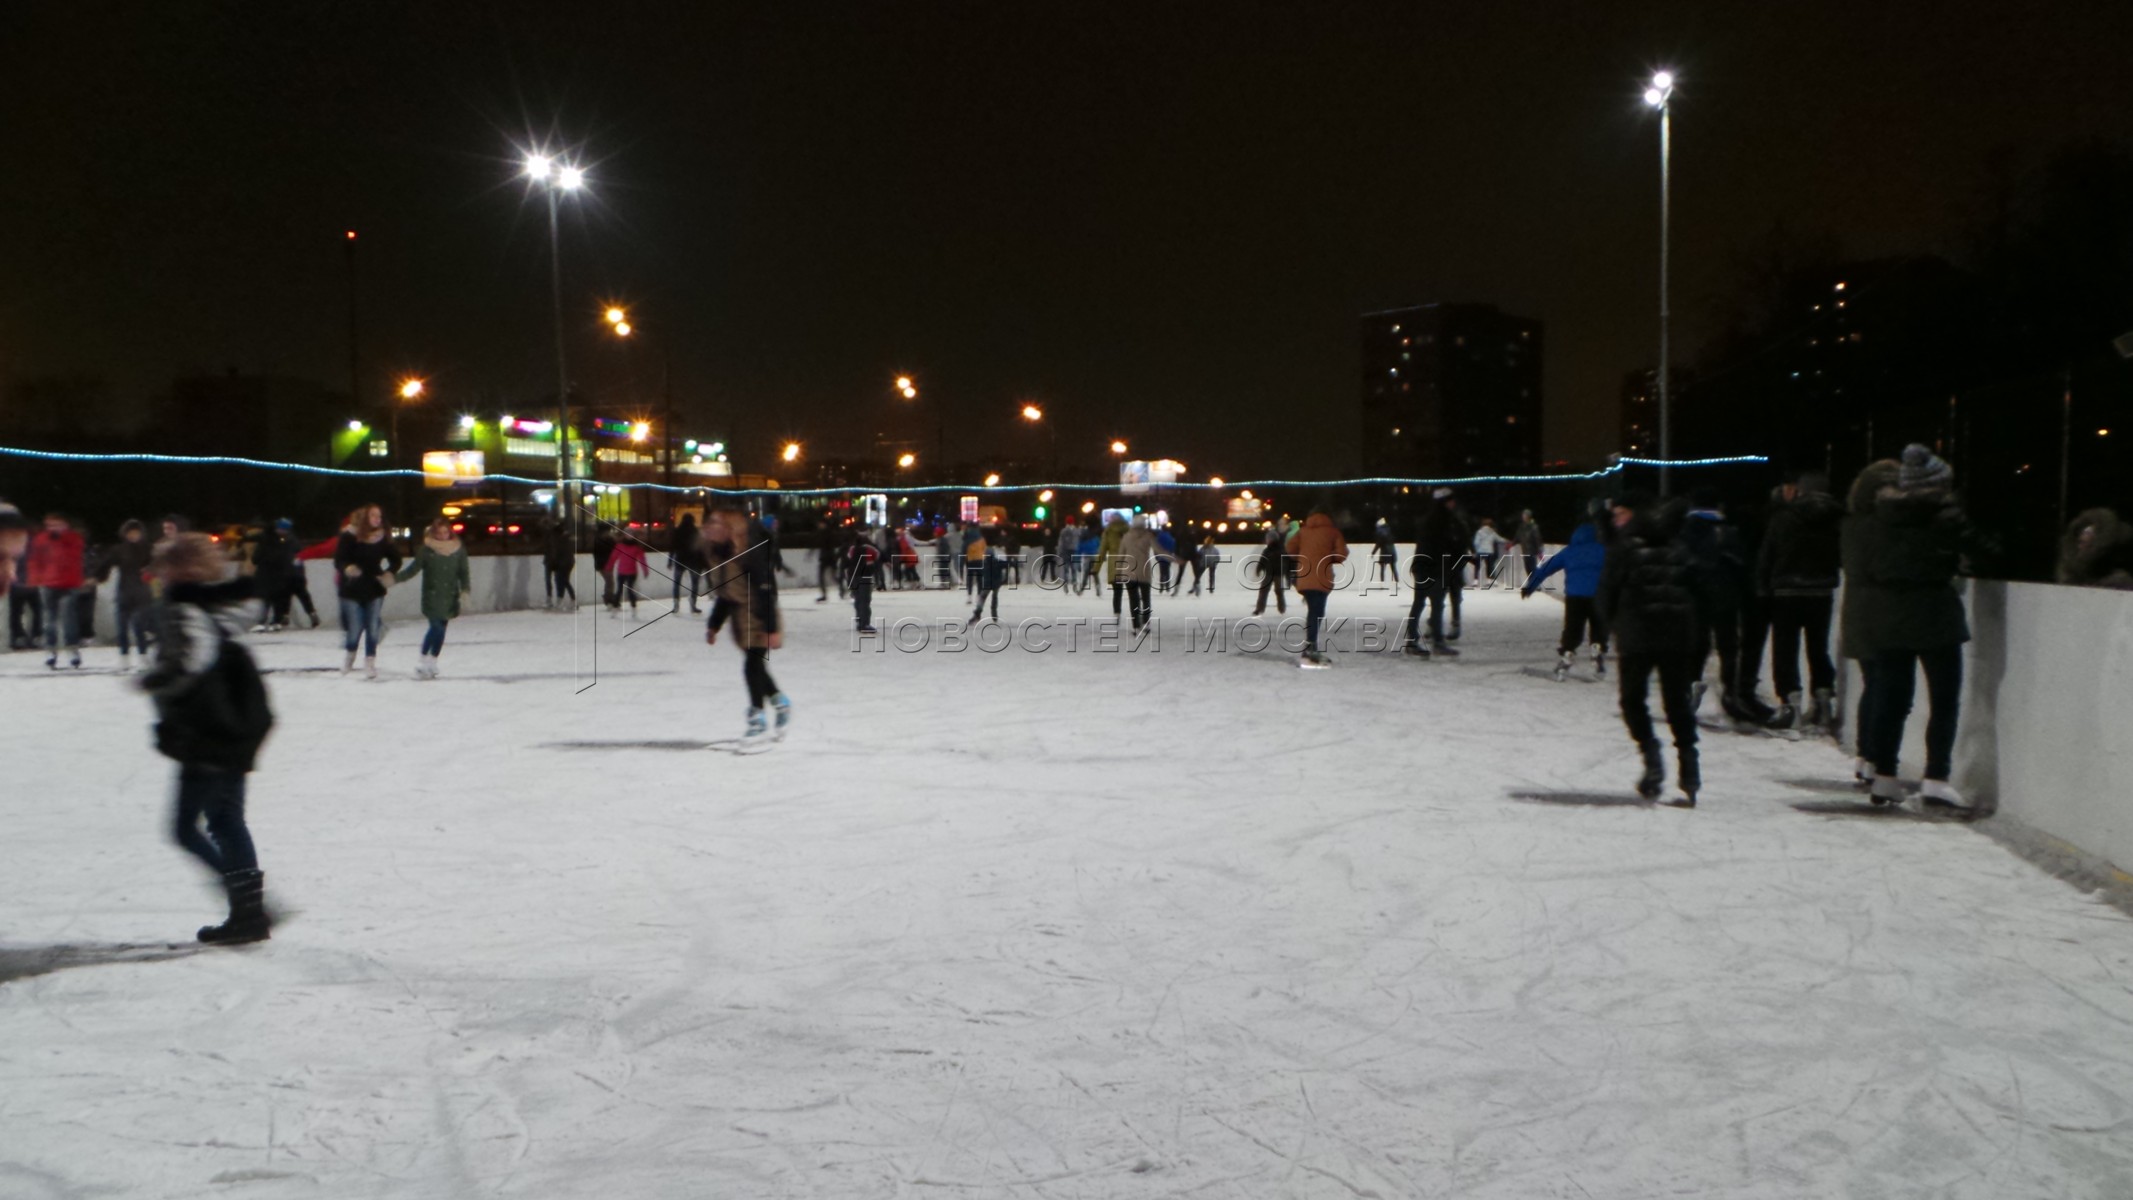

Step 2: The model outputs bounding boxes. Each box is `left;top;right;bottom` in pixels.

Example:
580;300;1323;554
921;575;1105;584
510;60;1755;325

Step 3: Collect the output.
1472;518;1510;586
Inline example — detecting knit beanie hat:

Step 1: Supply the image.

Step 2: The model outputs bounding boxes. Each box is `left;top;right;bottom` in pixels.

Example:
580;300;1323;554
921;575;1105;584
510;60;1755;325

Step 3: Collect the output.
1899;444;1953;492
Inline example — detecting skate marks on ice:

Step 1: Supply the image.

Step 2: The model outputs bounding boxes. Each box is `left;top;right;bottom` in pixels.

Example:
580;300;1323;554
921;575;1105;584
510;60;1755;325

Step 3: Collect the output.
0;941;202;984
537;738;726;752
1505;789;1656;808
1787;798;1975;823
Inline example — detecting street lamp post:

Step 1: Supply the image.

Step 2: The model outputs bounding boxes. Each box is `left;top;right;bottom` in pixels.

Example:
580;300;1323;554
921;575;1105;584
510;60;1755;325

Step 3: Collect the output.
393;377;424;521
604;306;679;513
524;152;586;525
1644;71;1675;495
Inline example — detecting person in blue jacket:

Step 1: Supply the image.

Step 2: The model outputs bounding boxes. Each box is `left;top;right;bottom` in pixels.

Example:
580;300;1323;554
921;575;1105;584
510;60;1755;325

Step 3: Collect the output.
1522;517;1611;679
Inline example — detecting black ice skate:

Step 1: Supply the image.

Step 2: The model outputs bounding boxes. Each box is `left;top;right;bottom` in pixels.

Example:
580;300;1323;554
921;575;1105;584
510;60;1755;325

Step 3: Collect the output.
1636;741;1665;799
1668;750;1700;809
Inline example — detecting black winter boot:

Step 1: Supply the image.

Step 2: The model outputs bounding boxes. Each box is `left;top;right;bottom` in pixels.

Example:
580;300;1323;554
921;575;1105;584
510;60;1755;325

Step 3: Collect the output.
1635;740;1666;799
199;869;271;945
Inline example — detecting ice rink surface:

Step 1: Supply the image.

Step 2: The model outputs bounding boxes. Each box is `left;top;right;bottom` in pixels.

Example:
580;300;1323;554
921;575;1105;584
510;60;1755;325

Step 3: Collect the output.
5;577;2133;1198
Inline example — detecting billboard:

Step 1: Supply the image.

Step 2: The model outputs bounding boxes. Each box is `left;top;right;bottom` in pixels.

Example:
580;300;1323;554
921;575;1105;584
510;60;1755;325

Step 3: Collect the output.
422;450;487;488
1119;459;1184;495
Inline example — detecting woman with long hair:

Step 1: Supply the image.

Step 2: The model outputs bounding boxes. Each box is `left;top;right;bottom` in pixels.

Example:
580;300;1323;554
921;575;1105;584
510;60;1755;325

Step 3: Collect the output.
334;504;401;678
703;507;788;748
396;516;471;679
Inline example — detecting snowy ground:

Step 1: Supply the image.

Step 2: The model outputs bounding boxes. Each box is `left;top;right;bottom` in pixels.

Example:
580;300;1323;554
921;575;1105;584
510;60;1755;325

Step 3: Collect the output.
5;576;2133;1199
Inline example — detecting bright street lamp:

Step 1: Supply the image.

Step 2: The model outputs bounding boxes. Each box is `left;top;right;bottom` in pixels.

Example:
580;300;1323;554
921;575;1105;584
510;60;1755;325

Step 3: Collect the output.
521;144;589;524
1021;403;1043;422
398;378;425;401
1110;439;1128;456
782;441;802;464
1644;69;1676;493
898;452;917;469
984;473;1001;488
1208;476;1225;488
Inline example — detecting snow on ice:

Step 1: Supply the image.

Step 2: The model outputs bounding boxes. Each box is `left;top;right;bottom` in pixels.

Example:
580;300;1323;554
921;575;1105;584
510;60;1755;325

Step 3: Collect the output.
5;580;2133;1198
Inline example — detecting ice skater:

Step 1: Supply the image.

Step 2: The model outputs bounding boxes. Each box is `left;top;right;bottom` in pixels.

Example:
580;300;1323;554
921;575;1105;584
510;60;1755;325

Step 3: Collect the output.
970;526;1005;623
704;508;790;747
1598;495;1703;807
97;519;158;669
1287;508;1348;666
26;512;87;668
140;532;277;944
1521;514;1610;680
333;504;401;678
608;535;647;618
395;516;471;679
1117;514;1159;633
1758;472;1843;733
1371;518;1399;591
842;527;881;635
1847;447;1972;811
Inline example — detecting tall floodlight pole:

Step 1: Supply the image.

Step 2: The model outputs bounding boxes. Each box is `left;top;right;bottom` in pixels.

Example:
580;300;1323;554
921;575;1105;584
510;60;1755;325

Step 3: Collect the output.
1644;71;1676;495
524;152;586;524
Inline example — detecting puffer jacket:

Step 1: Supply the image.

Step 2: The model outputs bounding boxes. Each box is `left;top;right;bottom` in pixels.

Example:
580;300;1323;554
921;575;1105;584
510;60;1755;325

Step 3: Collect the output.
706;526;782;649
1759;489;1844;596
1839;460;1903;660
1676;509;1746;617
139;578;273;772
1094;518;1129;584
99;537;157;608
1285;513;1349;592
396;536;472;622
1523;522;1606;598
1598;508;1702;657
1412;502;1474;588
1859;487;1970;653
26;527;86;590
1116;526;1159;584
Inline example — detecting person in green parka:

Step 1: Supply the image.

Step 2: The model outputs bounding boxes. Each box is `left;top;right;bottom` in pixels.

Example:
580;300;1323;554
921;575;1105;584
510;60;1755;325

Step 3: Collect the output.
397;516;472;680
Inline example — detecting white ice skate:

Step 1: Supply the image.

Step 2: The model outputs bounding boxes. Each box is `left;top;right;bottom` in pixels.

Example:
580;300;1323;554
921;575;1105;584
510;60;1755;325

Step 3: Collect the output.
771;693;792;740
737;708;773;753
1553;650;1574;682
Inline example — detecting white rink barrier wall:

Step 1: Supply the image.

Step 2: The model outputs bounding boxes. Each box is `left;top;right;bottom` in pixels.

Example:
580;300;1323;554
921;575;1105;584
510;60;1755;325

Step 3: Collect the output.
1838;579;2133;883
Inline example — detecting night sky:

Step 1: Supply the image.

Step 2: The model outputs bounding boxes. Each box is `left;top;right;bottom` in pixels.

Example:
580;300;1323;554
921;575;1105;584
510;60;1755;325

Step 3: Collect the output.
4;2;2130;478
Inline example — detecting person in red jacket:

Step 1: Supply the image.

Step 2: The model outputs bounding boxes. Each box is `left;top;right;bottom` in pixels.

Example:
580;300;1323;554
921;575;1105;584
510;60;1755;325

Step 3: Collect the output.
607;536;649;618
27;512;88;668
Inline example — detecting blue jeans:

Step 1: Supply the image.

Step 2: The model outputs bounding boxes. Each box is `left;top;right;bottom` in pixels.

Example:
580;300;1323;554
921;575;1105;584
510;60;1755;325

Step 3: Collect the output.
340;597;384;655
1301;589;1329;651
173;763;257;875
115;599;153;655
420;618;449;657
39;587;80;651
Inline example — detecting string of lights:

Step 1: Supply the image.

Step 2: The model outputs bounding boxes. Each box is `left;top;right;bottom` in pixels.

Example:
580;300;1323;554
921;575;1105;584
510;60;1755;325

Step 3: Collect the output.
0;444;1766;497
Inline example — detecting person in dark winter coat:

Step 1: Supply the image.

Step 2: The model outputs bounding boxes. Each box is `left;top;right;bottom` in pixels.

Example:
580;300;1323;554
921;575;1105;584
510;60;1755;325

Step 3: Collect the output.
1371;519;1400;591
1676;490;1773;725
705;509;789;745
250;518;319;630
1404;488;1473;656
669;513;706;614
970;527;1008;622
333;505;401;678
1597;496;1704;806
842;528;881;633
1522;519;1610;677
1848;446;1972;810
98;519;158;667
139;532;276;944
542;519;578;609
1758;473;1845;730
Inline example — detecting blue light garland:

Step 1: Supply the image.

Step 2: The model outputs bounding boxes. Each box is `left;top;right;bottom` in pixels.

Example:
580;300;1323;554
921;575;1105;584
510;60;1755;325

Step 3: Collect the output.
0;444;1766;497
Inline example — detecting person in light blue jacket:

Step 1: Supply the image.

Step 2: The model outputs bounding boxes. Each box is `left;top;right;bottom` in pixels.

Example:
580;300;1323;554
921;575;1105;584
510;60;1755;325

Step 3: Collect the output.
1522;519;1611;678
